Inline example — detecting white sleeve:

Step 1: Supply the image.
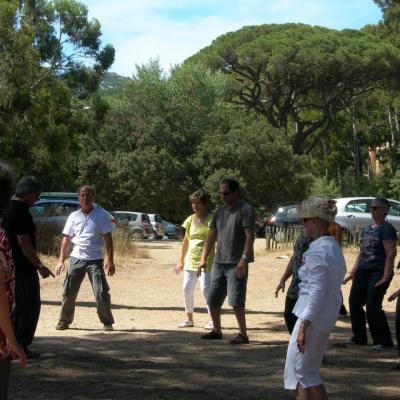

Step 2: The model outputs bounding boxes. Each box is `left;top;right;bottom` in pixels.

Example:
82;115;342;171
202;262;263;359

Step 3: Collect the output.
297;253;328;323
101;211;113;234
62;213;75;237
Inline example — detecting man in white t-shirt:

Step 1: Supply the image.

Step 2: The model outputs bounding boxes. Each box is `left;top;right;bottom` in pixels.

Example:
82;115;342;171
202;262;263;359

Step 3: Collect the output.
54;186;115;331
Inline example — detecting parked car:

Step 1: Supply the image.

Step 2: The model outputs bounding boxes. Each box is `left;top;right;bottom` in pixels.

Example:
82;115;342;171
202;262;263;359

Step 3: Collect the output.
256;205;300;237
32;199;116;225
31;199;115;252
112;211;154;240
148;213;166;239
334;197;400;234
162;220;183;240
40;192;78;201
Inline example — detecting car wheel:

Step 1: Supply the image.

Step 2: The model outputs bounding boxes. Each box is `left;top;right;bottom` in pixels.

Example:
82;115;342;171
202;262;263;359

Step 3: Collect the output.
130;229;143;240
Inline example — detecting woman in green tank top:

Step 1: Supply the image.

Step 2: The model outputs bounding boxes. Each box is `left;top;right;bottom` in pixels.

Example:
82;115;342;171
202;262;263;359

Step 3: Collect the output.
175;189;215;329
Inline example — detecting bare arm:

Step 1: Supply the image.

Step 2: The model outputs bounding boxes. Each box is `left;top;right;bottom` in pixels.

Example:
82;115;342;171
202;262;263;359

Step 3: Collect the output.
275;257;294;298
103;232;115;276
0;269;26;367
375;239;397;287
17;234;54;278
236;227;255;279
199;229;218;267
297;319;311;353
175;235;189;274
388;288;400;302
343;254;360;284
55;235;72;276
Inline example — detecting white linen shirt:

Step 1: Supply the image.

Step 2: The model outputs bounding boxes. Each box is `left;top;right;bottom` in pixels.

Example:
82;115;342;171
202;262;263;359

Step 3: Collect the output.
293;236;346;333
63;207;113;260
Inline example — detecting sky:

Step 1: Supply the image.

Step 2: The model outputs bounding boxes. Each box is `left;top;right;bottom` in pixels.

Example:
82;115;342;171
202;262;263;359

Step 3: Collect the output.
80;0;383;77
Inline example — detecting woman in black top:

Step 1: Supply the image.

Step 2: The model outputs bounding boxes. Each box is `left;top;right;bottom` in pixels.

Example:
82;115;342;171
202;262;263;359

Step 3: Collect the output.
344;197;397;349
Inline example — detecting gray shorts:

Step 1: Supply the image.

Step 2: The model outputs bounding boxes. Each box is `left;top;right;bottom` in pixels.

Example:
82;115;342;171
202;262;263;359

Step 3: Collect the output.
207;262;248;308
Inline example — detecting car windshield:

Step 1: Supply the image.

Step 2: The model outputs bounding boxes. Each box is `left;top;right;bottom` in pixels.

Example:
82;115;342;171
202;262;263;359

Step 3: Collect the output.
276;207;297;217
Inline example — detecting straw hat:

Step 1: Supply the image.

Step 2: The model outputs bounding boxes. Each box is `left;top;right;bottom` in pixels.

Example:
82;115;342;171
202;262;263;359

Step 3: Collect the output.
297;196;337;222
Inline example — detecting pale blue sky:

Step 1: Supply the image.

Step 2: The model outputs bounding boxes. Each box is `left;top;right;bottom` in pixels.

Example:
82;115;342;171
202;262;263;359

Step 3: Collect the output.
80;0;383;77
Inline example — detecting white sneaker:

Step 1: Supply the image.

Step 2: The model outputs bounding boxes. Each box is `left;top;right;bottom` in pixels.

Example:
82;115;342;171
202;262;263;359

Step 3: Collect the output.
204;321;214;330
178;320;194;328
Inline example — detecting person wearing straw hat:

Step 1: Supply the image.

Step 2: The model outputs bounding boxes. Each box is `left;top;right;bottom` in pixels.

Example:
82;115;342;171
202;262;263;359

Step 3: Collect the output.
284;197;346;400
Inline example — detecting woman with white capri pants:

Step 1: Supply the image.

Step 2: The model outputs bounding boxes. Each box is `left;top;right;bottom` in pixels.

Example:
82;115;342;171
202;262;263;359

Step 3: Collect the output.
284;197;346;400
175;189;214;329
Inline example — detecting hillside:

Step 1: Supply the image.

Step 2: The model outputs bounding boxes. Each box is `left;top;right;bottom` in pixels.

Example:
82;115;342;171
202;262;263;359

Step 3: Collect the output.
98;72;131;95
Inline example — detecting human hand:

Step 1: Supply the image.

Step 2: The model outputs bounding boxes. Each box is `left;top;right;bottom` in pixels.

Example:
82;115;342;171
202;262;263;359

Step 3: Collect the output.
38;264;55;279
55;261;65;276
104;261;115;276
296;323;307;353
374;273;392;288
236;260;247;279
175;261;184;275
387;289;400;302
343;273;354;285
275;281;285;298
197;264;206;278
7;339;26;368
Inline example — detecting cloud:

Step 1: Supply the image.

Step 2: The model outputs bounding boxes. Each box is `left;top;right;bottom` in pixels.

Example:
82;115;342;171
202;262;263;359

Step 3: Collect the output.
80;0;381;76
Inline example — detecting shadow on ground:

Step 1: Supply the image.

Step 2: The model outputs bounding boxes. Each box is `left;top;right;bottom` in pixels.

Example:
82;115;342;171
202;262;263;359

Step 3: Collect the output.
9;320;400;400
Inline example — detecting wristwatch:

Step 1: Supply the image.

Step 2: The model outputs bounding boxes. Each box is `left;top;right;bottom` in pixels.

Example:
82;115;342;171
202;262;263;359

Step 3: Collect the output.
241;254;248;261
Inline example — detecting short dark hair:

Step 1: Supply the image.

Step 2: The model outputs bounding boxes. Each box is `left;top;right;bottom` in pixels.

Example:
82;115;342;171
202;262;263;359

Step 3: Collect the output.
219;178;240;193
189;189;211;205
0;161;15;216
77;185;96;197
372;197;390;209
15;176;42;198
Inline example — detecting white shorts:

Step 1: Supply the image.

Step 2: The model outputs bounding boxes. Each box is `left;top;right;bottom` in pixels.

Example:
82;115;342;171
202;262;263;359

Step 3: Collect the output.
284;319;330;390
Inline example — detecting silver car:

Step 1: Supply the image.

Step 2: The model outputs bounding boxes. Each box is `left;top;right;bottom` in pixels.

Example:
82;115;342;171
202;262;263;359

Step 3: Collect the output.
334;197;400;234
112;211;154;240
148;213;166;239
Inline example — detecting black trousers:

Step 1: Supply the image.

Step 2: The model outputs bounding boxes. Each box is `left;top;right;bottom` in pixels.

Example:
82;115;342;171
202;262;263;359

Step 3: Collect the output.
14;270;41;348
0;356;10;400
349;268;393;346
284;296;298;335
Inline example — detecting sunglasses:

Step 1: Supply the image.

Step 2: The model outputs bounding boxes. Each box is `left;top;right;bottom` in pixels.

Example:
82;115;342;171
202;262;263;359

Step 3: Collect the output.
219;191;231;197
369;206;384;211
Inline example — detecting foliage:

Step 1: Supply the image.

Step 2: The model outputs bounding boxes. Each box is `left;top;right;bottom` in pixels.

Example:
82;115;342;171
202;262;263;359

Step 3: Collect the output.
0;0;113;189
188;23;400;154
194;109;312;210
309;176;341;199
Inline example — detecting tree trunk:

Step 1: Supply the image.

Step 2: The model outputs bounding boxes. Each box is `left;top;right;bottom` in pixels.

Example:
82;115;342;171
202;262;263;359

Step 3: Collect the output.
349;104;361;180
387;105;396;173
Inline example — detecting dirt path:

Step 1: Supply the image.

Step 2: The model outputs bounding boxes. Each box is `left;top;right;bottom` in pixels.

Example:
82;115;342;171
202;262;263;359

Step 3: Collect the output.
9;239;400;400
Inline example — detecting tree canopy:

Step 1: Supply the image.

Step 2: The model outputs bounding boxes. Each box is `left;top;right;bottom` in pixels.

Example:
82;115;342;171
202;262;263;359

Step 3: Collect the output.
188;23;400;154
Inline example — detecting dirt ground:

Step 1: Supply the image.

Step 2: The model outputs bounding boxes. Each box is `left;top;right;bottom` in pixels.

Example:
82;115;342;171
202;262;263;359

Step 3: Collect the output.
9;238;400;400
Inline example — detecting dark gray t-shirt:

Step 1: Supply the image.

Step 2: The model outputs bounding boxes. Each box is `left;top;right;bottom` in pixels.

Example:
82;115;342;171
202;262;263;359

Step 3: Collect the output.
210;200;255;264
